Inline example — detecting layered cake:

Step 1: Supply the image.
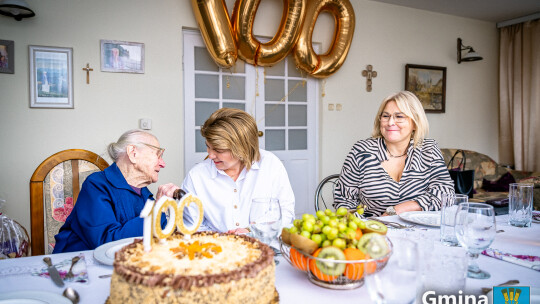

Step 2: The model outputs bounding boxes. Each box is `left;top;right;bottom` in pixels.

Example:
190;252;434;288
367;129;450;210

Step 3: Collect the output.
107;232;278;304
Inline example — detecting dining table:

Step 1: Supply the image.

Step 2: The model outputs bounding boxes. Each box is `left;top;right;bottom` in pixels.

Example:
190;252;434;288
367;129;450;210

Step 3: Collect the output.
0;213;538;304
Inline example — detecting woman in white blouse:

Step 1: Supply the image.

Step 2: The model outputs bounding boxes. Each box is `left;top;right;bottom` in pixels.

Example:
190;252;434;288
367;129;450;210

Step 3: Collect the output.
182;108;295;233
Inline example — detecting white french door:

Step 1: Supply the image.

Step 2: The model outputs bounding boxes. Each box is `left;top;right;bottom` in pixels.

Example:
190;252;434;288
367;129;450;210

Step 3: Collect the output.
183;29;318;216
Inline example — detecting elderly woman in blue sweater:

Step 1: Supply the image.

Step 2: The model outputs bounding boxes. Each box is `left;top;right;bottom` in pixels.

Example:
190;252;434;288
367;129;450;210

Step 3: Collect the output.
53;129;179;253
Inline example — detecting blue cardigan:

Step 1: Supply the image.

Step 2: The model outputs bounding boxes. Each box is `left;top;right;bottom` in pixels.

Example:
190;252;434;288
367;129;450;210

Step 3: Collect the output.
53;163;165;253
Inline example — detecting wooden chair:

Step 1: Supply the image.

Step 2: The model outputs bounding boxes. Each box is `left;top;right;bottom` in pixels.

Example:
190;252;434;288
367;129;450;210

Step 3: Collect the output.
29;149;109;256
314;174;340;212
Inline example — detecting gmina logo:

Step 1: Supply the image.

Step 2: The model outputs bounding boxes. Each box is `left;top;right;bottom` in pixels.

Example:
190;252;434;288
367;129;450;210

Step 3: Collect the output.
493;287;530;304
422;290;488;304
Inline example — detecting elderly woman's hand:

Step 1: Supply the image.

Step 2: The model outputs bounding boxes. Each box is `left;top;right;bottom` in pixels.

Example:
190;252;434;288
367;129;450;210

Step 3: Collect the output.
156;183;180;200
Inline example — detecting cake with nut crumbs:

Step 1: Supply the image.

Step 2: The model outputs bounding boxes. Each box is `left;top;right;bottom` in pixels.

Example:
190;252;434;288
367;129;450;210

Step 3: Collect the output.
106;231;278;304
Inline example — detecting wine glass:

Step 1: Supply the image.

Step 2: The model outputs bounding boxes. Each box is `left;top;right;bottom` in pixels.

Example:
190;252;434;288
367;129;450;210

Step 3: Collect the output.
249;198;282;263
364;237;418;304
454;202;496;279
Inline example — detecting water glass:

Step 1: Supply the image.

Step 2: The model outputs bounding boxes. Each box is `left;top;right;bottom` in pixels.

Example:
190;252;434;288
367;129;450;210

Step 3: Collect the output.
249;198;282;249
417;243;468;301
440;193;468;246
364;237;419;304
455;203;496;279
508;183;534;227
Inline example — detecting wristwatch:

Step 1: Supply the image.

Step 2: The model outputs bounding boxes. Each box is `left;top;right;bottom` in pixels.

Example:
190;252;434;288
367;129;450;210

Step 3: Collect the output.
385;206;397;216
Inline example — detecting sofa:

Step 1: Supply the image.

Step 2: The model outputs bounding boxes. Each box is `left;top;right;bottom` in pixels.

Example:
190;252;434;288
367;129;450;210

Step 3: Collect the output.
440;148;540;211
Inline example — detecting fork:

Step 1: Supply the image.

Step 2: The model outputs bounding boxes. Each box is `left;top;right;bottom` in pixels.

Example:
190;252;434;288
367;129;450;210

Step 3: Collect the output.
372;219;416;229
65;256;80;279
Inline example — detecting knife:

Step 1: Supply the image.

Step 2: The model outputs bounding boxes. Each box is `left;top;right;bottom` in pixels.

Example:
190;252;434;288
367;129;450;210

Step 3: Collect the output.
43;257;65;287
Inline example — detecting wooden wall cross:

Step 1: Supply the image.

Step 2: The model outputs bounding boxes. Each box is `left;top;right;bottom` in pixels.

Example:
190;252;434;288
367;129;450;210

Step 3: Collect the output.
361;65;377;92
82;63;94;84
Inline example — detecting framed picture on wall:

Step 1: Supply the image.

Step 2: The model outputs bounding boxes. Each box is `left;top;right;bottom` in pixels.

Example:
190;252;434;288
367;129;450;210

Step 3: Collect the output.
29;45;74;108
405;64;446;113
0;39;14;74
100;40;145;73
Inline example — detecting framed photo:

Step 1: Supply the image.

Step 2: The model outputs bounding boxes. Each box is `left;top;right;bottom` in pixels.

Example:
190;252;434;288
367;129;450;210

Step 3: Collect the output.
0;39;14;74
405;64;446;113
100;40;144;73
29;45;74;108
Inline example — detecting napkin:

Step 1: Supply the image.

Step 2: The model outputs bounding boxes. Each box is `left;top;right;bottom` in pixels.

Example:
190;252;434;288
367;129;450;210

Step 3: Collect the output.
33;253;89;283
482;248;540;272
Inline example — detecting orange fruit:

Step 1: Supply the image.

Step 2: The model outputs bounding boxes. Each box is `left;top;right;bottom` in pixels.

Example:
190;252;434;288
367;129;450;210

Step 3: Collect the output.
355;228;363;240
343;248;365;280
364;253;378;274
309;248;338;282
290;248;308;272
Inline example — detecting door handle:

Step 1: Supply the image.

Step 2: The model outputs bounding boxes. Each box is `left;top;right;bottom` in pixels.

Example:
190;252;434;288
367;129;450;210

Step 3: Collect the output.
258;131;264;137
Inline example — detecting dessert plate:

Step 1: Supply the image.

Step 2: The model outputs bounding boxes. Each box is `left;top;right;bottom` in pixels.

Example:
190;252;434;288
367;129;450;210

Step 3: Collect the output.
398;211;440;227
94;237;140;265
0;291;71;304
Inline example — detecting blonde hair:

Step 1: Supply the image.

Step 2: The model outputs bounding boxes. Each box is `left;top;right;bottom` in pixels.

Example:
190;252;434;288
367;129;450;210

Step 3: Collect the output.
371;91;429;147
107;129;158;162
201;108;260;170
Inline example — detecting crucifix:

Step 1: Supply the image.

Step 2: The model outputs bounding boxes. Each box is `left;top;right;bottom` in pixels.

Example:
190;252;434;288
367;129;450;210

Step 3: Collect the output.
361;65;377;92
82;63;94;84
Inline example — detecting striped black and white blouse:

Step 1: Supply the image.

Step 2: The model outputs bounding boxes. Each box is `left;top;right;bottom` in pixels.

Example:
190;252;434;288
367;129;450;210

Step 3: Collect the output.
333;137;454;217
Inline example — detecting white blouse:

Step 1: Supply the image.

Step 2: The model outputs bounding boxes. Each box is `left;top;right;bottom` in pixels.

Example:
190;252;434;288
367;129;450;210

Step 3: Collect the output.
181;149;295;232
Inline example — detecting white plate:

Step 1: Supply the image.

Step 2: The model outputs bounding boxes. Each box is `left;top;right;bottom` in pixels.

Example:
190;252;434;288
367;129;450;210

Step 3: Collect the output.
487;286;540;304
93;237;140;265
398;211;441;227
0;291;71;304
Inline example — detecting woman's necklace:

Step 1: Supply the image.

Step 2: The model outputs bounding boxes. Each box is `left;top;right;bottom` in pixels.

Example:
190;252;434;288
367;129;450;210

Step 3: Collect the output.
386;148;407;158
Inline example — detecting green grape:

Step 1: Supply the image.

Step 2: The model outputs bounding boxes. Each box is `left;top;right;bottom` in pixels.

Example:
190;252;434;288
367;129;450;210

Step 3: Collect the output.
293;219;303;228
345;227;357;240
337;222;347;232
327;228;338;240
356;204;365;215
302;221;314;233
348;221;358;230
320;233;327;242
316;210;325;219
321;225;332;235
321;240;332;247
313;224;322;234
302;213;315;222
324;209;333;216
357;220;366;230
311;234;323;246
332;238;347;249
336;207;348;217
300;230;311;239
328;219;338;228
321;215;330;225
289;226;299;234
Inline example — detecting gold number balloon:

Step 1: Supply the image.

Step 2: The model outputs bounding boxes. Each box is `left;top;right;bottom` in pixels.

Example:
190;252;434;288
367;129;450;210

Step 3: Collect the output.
232;0;306;66
293;0;355;78
191;0;237;68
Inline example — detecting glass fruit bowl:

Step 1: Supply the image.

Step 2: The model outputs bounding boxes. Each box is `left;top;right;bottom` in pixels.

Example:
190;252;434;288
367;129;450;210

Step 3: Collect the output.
279;236;393;290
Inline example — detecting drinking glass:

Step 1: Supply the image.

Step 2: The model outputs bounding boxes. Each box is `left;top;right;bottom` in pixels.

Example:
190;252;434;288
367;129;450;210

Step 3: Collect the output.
508;183;534;227
455;203;496;279
364;237;419;304
440;193;468;246
249;198;282;263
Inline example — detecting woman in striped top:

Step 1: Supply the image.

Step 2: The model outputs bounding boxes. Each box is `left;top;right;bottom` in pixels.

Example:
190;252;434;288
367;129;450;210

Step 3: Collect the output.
334;91;454;217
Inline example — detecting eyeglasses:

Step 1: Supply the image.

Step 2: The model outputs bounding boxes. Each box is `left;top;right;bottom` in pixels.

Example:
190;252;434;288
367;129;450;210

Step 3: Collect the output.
138;142;165;158
380;113;408;123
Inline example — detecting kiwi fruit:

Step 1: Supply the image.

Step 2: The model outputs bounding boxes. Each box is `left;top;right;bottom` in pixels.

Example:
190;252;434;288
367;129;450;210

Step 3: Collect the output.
357;233;390;258
290;232;319;254
315;246;347;276
363;220;388;235
281;227;292;245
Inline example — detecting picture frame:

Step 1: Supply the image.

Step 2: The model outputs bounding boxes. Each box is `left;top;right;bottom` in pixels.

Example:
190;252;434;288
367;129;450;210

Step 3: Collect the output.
29;45;74;108
405;64;446;113
0;39;14;74
100;40;144;73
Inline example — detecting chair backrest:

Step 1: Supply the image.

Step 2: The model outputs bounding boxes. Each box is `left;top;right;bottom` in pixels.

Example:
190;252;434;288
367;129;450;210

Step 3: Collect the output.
314;174;340;212
29;149;109;256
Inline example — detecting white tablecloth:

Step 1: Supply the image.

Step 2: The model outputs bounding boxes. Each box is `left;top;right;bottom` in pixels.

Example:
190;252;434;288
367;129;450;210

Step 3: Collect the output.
0;215;538;304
